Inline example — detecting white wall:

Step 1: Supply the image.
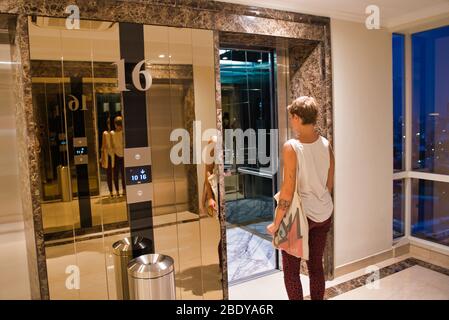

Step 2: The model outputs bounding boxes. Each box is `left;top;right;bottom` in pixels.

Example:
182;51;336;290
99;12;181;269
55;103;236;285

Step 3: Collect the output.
331;19;393;267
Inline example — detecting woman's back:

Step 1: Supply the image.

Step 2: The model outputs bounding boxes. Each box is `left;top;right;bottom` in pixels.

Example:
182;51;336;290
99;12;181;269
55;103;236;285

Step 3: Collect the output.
289;136;333;223
102;131;113;154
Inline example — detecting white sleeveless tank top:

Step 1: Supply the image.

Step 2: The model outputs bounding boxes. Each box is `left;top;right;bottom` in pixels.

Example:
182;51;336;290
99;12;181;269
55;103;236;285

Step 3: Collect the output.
288;136;333;223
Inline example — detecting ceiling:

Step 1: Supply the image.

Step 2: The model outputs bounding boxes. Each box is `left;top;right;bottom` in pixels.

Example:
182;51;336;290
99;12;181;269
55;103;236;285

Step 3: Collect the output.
217;0;449;29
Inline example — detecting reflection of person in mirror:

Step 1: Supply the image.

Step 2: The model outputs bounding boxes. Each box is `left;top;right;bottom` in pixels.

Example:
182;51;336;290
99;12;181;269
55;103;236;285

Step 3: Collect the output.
203;136;218;217
101;117;115;198
201;135;223;272
111;116;126;197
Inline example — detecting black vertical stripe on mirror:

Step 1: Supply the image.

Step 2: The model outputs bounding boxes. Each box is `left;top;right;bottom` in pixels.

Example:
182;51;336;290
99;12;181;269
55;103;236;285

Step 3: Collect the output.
119;22;154;253
70;76;93;228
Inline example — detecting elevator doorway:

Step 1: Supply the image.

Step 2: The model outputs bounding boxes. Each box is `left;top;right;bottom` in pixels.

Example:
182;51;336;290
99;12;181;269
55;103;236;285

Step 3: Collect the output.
220;48;279;284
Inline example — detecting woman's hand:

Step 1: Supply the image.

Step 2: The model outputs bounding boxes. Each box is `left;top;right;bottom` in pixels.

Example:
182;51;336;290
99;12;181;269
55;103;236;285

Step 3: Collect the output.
207;198;217;211
266;222;279;235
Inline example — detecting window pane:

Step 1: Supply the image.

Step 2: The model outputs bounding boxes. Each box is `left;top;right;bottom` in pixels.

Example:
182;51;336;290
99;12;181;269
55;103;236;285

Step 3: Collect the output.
393;179;405;238
393;34;405;172
412;26;449;174
411;179;449;246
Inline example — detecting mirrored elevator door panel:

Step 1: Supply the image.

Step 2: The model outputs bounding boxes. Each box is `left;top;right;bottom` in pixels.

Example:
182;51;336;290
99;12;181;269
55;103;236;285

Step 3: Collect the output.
29;17;124;300
59;19;110;300
28;17;79;300
192;29;223;299
144;25;182;300
168;27;203;300
144;25;223;299
90;21;124;300
220;48;277;284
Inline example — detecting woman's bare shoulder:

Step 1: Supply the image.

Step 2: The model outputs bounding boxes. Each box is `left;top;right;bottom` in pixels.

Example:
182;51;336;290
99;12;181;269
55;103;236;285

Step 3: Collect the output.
283;139;298;148
282;140;296;161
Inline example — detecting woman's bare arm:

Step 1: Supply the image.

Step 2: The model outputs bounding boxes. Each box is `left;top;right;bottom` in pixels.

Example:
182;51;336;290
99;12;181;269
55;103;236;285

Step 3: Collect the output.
204;162;215;201
272;142;297;228
101;131;107;152
204;139;216;202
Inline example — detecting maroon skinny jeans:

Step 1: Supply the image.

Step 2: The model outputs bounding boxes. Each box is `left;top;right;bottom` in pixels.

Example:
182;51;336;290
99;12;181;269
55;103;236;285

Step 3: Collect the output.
282;217;332;300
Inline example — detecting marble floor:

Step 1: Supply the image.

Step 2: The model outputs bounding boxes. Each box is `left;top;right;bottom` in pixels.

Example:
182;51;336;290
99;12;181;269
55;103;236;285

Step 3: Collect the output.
332;265;449;300
226;225;276;284
229;253;449;300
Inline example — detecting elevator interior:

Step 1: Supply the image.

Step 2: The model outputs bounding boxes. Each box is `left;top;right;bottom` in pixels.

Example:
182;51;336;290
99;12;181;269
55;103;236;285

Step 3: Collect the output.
220;47;279;284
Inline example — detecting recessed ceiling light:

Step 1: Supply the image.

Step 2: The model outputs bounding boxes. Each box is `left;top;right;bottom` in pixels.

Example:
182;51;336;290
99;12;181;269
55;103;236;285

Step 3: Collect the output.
159;54;166;58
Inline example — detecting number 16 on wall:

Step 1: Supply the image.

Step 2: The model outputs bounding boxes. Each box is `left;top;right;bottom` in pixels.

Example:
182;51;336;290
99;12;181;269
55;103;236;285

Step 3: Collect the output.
66;59;153;112
67;94;88;112
114;59;153;92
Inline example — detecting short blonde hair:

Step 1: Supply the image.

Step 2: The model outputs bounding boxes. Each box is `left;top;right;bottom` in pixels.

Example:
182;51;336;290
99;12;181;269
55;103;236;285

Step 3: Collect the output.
114;116;123;127
287;96;318;125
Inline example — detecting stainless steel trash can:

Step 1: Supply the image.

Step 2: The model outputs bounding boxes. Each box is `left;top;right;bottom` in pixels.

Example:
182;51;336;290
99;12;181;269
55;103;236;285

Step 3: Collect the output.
112;236;153;300
57;165;72;202
127;254;176;300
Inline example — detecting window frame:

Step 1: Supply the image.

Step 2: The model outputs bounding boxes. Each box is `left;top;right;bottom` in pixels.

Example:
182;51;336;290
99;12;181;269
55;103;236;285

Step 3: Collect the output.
393;26;449;255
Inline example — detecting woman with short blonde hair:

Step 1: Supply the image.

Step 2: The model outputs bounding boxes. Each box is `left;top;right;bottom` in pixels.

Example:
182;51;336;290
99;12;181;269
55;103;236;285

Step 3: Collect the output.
267;96;334;300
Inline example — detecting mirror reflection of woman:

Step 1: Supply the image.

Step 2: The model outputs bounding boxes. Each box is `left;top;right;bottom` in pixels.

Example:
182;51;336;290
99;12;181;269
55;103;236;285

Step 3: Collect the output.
111;116;126;197
202;136;223;275
101;117;115;198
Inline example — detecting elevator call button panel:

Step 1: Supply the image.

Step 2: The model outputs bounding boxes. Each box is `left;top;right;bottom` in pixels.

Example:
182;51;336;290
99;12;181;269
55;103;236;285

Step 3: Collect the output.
124;147;153;204
73;137;88;165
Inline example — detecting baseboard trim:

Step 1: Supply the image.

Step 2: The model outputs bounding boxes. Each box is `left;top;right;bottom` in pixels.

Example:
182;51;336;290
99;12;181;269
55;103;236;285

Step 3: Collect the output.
409;241;449;269
333;241;449;278
334;249;394;278
334;243;411;278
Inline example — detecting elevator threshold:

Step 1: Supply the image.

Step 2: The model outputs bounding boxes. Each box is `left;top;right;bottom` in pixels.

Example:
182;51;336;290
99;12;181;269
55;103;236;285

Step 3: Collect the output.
228;269;281;287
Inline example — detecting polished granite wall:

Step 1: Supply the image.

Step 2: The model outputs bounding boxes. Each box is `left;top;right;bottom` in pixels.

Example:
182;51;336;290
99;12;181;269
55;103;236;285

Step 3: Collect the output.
213;30;229;298
11;14;49;300
290;43;334;279
1;0;333;300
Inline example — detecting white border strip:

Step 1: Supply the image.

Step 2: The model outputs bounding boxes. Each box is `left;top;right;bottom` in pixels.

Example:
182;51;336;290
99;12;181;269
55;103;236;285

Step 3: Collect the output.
393;171;449;183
